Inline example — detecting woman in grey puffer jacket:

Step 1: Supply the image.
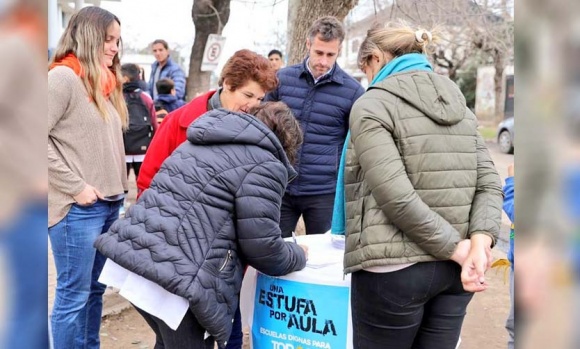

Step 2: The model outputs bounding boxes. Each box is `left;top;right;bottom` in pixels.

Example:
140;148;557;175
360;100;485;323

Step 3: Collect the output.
95;102;308;349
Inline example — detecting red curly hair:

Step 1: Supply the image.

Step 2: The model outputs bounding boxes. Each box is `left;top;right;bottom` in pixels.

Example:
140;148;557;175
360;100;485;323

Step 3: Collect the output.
219;49;279;93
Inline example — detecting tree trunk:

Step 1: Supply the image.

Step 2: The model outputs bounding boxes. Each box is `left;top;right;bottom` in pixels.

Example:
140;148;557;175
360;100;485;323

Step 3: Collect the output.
448;67;457;82
187;0;231;101
287;0;359;65
493;49;505;123
287;0;299;59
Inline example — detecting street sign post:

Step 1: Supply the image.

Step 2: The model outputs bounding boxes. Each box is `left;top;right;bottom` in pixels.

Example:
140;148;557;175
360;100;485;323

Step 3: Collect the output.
201;34;226;72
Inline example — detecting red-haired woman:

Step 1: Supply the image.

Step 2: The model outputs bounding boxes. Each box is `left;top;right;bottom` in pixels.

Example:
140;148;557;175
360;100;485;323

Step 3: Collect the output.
137;49;279;195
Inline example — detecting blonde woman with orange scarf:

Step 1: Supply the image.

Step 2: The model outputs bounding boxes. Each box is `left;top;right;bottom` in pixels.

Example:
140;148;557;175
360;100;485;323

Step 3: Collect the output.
48;6;128;349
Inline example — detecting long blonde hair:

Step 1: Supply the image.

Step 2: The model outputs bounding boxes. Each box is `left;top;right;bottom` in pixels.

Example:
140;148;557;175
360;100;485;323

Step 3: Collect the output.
49;6;127;127
357;20;441;70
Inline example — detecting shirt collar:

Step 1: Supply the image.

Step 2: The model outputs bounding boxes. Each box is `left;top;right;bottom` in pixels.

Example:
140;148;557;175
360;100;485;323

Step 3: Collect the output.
208;87;223;110
306;57;335;84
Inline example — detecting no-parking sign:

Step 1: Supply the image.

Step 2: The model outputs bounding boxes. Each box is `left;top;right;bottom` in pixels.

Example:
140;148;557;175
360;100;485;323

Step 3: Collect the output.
201;34;226;71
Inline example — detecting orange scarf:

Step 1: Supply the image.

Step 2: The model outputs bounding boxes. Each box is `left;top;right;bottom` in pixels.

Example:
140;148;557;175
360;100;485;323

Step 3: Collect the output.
0;5;46;52
49;53;117;98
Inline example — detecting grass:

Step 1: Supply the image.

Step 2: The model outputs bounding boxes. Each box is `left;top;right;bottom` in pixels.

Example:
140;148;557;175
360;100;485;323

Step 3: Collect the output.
478;126;497;141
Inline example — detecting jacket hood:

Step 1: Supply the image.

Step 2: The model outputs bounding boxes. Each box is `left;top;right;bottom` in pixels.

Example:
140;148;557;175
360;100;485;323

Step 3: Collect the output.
122;81;143;93
156;94;179;104
186;108;297;180
371;71;467;126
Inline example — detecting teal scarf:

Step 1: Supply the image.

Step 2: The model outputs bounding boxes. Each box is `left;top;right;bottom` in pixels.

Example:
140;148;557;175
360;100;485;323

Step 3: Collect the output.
330;53;432;235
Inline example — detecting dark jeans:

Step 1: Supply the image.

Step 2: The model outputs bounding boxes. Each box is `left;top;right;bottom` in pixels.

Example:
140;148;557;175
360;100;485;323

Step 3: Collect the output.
351;261;474;349
226;306;243;349
279;193;335;238
134;306;215;349
126;161;142;179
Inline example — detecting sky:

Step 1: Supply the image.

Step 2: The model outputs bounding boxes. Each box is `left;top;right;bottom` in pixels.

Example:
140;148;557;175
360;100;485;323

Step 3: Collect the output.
98;0;384;75
100;0;291;74
81;0;510;76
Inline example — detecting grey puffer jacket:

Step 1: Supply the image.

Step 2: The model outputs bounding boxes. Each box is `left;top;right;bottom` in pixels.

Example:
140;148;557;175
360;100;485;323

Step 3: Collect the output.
344;70;503;273
94;109;307;347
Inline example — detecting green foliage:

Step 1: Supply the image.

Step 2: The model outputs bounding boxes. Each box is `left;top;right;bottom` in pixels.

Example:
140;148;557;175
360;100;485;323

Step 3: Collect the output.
456;64;478;110
478;127;497;141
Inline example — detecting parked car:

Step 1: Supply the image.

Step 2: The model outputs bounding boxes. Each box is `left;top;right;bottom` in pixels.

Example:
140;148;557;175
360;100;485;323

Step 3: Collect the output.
497;116;514;154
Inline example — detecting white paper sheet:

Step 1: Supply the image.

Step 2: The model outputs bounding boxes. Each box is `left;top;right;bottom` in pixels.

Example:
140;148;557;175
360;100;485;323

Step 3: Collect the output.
291;233;345;269
99;259;189;330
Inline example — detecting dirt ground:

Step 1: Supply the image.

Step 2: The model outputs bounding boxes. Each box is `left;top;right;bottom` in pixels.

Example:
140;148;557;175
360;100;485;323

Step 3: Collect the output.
99;251;511;349
99;142;513;348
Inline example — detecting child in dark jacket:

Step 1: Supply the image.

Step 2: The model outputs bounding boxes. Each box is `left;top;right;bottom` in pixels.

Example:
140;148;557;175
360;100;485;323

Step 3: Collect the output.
154;78;185;123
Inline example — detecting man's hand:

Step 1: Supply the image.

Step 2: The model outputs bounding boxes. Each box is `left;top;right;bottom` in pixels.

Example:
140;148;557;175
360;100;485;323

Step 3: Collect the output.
461;234;493;292
73;184;104;206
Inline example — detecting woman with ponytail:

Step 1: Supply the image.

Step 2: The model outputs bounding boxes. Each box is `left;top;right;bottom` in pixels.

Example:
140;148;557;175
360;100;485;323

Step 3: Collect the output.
336;21;503;348
48;6;128;348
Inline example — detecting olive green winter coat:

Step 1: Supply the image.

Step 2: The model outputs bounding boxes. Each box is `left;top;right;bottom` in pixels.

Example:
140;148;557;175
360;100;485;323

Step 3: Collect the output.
344;70;503;274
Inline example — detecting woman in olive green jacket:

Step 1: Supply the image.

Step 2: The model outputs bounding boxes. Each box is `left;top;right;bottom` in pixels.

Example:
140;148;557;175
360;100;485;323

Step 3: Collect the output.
337;21;503;349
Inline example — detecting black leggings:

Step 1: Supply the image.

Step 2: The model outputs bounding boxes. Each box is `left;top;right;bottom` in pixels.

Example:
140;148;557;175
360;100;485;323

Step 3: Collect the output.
134;306;215;349
126;162;142;179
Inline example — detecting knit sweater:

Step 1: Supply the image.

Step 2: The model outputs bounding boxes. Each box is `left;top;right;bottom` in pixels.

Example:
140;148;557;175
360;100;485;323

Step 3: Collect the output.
48;66;128;227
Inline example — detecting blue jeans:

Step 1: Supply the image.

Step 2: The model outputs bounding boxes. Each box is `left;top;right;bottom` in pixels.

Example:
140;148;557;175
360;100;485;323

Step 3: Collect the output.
0;199;48;349
49;200;122;349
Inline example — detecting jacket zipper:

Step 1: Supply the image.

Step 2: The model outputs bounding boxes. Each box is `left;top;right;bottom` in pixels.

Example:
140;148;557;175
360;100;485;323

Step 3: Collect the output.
219;250;232;272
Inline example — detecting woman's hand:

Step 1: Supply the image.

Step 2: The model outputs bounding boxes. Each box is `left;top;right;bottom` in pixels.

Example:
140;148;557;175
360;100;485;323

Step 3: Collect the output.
460;234;493;292
450;239;472;265
73;184;104;206
299;244;309;261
